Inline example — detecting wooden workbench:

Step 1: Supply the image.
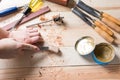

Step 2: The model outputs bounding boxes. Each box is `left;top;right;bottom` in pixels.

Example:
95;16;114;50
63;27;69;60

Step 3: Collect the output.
0;0;120;79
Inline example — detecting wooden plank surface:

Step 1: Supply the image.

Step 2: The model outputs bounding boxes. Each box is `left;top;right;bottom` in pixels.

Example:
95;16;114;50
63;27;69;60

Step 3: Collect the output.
0;64;120;80
0;11;120;68
0;0;120;79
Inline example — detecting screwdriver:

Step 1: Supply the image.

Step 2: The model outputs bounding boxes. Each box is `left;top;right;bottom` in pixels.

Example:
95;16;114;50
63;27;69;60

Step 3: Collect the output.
10;0;43;30
0;6;25;17
0;0;43;17
11;6;31;30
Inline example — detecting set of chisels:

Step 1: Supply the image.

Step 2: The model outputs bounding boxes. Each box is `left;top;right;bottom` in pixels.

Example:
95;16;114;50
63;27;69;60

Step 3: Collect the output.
72;0;120;44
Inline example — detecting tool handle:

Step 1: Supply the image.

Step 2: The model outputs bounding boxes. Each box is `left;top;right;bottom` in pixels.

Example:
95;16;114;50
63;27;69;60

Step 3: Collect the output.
0;7;18;17
102;18;120;33
102;12;120;25
94;26;114;43
72;7;93;26
94;20;114;36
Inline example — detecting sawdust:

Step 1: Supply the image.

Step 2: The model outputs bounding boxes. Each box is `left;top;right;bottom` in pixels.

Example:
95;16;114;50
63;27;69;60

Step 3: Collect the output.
60;60;64;63
39;15;48;21
38;15;65;47
63;27;67;30
41;27;64;47
39;71;42;77
43;28;47;31
31;55;34;58
37;24;41;28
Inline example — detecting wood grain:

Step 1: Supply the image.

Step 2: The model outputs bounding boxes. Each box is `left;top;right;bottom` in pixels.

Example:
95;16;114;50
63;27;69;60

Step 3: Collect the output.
0;64;120;80
0;0;120;80
0;12;120;69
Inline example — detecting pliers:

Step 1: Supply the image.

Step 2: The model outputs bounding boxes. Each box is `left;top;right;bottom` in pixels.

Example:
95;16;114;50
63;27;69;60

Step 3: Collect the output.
72;7;114;43
76;0;120;33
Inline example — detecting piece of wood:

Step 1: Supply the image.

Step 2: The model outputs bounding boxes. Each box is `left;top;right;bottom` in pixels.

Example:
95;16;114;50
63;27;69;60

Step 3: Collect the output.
94;26;114;43
94;20;114;36
2;6;51;31
102;18;120;33
102;12;120;25
47;0;69;6
0;64;120;80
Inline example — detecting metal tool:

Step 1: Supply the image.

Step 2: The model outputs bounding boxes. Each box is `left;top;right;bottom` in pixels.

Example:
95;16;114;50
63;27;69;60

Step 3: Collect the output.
0;0;43;17
26;15;64;27
72;7;114;43
11;0;43;30
11;6;31;30
40;46;60;53
76;0;120;33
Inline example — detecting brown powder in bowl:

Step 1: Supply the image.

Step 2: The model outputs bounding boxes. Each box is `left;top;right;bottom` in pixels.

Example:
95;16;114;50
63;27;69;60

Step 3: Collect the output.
94;43;114;62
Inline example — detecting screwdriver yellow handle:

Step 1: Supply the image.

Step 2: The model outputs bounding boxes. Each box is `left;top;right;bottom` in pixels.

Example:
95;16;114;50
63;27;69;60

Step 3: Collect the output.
29;0;43;12
94;20;114;36
94;26;114;43
102;12;120;25
101;18;120;33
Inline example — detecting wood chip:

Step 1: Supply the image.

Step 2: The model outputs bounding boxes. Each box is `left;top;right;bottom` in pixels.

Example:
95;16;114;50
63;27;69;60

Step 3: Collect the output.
40;15;46;21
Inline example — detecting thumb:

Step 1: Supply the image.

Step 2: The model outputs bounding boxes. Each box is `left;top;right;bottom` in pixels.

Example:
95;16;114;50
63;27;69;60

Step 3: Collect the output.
21;43;40;52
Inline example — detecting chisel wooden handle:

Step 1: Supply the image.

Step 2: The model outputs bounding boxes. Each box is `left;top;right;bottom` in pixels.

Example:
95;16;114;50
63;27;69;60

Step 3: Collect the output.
102;12;120;25
94;26;114;43
102;18;120;33
94;20;114;36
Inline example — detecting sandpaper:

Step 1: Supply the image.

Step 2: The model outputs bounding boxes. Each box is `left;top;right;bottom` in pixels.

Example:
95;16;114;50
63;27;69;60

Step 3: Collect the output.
2;6;51;31
47;0;69;6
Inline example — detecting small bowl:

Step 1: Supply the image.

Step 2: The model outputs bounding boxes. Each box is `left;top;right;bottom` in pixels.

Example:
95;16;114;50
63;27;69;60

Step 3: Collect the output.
75;36;95;55
92;43;115;65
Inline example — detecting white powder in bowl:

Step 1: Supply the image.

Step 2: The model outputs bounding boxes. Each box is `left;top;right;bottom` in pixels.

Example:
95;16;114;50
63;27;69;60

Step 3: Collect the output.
76;37;95;55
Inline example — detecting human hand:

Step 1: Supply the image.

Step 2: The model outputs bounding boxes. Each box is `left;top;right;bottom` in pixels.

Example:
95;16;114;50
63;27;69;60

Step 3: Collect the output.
0;38;40;55
8;27;43;44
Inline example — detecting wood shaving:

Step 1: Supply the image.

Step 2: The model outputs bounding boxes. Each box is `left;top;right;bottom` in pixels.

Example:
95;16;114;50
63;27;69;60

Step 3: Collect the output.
39;15;48;21
31;55;33;58
37;24;42;28
39;71;42;77
41;28;64;47
40;15;46;21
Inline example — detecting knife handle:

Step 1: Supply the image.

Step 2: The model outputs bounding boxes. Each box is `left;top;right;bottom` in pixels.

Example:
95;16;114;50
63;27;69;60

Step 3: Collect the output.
94;26;114;43
102;12;120;25
101;18;120;33
94;20;114;36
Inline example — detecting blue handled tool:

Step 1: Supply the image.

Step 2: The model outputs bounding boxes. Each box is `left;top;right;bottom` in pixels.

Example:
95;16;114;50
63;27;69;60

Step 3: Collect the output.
0;0;43;17
0;6;24;17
